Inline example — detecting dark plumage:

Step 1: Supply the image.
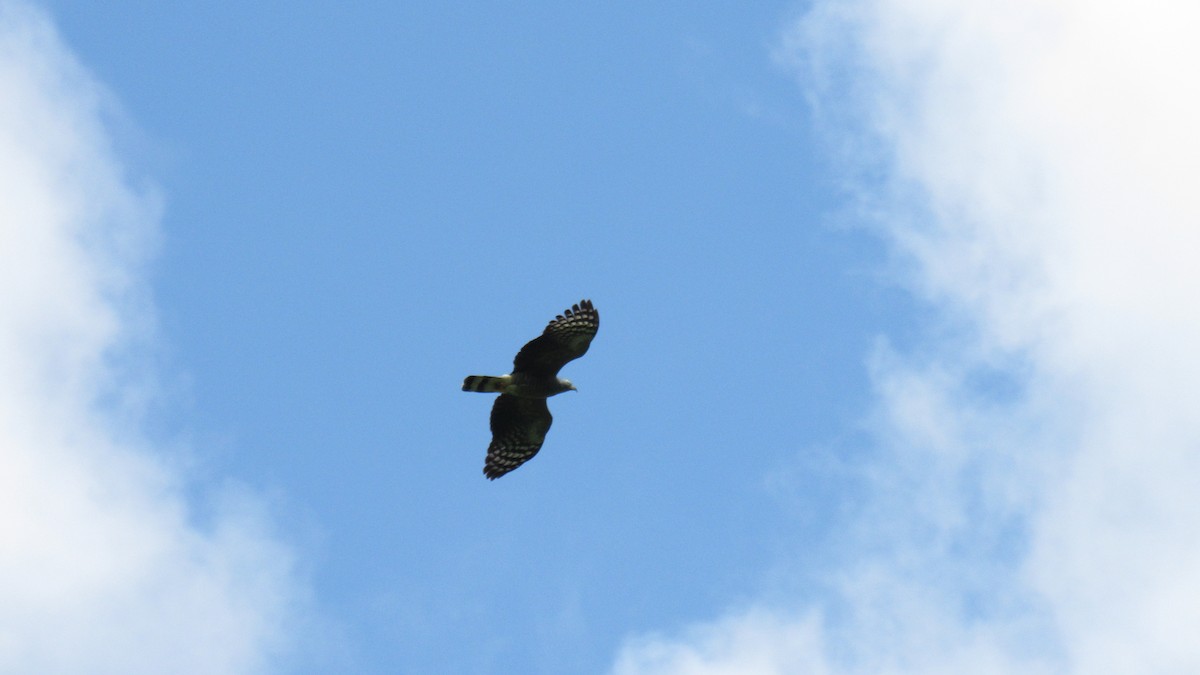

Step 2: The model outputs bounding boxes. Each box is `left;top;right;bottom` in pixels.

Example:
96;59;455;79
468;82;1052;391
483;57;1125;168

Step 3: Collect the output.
462;300;599;479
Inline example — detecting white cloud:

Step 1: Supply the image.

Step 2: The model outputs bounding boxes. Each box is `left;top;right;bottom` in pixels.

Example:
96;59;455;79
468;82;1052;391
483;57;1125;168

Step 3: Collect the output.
0;3;305;672
614;1;1200;673
612;611;831;675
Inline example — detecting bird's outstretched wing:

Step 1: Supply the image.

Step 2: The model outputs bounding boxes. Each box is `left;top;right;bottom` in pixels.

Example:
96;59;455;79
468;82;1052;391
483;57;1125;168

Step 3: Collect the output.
512;299;599;377
484;394;553;479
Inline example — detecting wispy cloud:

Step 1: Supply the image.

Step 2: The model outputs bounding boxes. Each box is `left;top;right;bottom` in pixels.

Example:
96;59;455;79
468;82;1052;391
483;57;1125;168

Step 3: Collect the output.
613;0;1200;672
0;3;306;672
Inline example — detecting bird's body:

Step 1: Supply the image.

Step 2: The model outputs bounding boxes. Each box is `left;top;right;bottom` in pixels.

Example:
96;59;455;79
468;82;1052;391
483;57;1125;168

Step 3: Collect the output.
461;373;576;398
463;299;599;479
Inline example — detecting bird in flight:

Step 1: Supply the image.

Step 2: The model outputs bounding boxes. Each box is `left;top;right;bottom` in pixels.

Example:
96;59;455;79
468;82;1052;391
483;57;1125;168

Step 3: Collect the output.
463;299;599;479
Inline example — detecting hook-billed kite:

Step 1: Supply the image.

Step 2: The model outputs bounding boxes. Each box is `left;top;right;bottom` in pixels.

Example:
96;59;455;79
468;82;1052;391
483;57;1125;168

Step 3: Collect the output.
463;299;599;479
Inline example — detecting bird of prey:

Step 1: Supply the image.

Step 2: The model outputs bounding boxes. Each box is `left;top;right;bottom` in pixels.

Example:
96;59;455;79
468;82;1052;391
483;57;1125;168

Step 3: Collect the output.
463;299;599;479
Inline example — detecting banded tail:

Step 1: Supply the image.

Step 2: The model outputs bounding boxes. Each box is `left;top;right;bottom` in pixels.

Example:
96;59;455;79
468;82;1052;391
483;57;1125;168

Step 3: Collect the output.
463;375;511;393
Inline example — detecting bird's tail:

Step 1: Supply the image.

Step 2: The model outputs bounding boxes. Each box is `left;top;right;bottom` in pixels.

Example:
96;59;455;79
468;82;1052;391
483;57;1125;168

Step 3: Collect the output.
462;375;511;393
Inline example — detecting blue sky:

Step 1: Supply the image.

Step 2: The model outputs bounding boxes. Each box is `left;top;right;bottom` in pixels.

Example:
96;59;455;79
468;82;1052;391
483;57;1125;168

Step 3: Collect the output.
6;1;1200;673
33;3;895;670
